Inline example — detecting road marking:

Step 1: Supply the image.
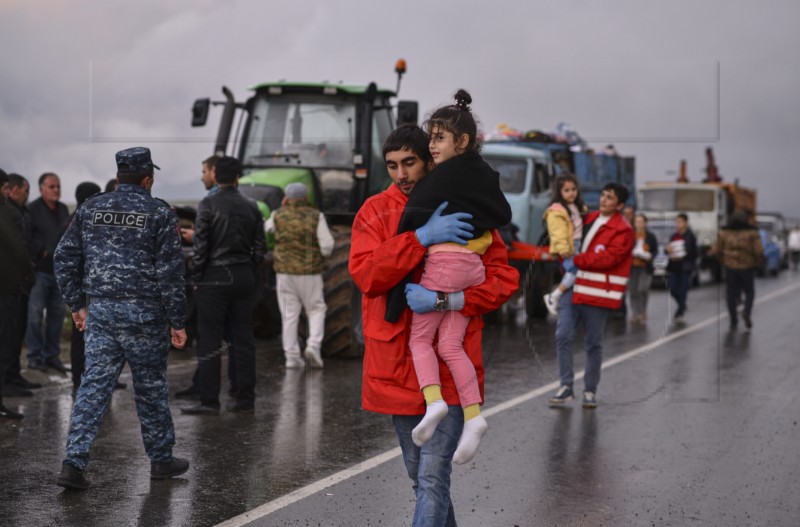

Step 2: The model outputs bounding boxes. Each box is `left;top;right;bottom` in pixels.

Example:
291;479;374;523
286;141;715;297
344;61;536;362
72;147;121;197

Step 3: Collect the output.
216;279;800;526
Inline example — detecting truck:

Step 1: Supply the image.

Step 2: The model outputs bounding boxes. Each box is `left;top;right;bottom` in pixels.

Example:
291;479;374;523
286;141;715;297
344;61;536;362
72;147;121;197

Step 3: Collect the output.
489;134;635;208
189;60;418;357
483;129;636;317
482;142;555;318
636;151;757;284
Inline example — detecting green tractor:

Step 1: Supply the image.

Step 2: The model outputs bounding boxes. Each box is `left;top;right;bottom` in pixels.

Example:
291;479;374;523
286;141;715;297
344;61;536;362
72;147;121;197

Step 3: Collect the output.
190;60;418;357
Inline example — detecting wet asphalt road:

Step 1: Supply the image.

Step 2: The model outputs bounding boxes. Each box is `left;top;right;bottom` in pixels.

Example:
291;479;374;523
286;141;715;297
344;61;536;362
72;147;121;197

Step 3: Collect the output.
2;272;800;526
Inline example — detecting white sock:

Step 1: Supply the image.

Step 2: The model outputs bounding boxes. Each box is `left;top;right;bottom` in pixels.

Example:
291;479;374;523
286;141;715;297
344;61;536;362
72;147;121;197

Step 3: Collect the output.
412;400;448;447
453;415;488;465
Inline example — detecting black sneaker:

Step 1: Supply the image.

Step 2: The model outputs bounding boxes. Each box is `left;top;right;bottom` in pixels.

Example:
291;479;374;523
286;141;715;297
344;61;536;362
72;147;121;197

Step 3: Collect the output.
175;386;199;399
0;404;24;420
582;391;598;409
548;385;574;405
2;385;33;397
10;376;42;389
180;403;220;415
743;314;753;330
227;402;255;414
151;457;189;479
57;463;90;490
46;358;71;375
27;361;47;372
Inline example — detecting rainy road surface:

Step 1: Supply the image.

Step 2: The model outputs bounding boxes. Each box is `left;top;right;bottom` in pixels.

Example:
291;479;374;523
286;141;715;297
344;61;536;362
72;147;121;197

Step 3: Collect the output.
2;272;800;526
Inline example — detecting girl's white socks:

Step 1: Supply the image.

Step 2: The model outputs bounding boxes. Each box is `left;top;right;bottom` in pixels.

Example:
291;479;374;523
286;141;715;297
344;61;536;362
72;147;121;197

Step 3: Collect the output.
411;400;448;446
453;415;488;465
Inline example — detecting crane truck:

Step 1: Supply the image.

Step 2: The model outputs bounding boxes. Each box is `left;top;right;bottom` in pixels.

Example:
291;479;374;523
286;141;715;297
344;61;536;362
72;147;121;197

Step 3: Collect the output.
637;149;757;284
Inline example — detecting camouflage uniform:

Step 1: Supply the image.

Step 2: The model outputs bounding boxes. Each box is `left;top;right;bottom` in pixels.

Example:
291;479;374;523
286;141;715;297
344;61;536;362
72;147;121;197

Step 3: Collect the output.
54;147;186;470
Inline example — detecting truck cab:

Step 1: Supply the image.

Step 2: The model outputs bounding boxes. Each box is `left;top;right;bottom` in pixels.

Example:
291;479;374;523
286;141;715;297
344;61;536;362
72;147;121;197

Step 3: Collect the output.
482;143;552;245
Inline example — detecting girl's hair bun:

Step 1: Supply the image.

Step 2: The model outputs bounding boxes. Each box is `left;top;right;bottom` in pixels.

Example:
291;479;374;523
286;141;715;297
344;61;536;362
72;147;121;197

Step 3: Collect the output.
454;89;472;111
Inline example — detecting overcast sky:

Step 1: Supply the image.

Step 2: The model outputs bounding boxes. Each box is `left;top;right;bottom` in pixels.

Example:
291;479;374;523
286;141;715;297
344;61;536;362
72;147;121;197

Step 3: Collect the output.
2;0;799;218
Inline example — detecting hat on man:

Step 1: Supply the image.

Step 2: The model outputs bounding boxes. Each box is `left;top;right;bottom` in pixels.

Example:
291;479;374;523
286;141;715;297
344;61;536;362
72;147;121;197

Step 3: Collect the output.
115;147;160;173
284;182;308;201
215;156;241;184
75;182;102;206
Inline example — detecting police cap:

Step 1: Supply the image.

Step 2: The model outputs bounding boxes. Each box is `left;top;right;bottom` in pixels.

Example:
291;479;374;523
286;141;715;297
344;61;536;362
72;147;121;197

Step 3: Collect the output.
115;147;161;173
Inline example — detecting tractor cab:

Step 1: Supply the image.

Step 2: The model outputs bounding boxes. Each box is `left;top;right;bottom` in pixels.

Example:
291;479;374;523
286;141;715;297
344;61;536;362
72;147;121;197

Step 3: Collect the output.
192;76;416;224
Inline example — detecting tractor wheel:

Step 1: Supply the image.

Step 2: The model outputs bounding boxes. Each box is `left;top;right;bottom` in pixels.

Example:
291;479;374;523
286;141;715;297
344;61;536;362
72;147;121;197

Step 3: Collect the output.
298;225;363;358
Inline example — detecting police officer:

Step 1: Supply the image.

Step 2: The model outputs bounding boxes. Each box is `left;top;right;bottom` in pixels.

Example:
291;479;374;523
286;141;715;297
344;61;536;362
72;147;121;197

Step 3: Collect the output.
53;147;189;490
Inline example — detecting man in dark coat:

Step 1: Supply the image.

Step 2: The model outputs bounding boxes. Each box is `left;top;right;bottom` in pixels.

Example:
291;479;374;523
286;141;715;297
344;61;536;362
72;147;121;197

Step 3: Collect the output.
26;172;70;373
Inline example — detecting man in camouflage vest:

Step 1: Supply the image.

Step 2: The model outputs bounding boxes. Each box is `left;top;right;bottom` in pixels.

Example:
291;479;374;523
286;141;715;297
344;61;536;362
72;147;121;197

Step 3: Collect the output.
54;147;189;490
266;182;334;369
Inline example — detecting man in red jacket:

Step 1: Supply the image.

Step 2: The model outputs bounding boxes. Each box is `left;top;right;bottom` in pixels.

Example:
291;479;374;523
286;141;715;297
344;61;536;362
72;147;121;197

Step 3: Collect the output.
350;124;518;526
548;182;634;409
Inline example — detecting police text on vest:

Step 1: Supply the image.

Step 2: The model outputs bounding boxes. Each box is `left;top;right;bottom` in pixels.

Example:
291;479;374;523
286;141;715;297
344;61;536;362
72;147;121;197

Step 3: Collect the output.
92;211;148;229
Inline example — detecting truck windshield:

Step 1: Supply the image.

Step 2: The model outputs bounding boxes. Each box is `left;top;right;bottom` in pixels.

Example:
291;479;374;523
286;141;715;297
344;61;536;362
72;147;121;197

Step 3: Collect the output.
243;95;356;169
484;156;527;194
640;188;715;212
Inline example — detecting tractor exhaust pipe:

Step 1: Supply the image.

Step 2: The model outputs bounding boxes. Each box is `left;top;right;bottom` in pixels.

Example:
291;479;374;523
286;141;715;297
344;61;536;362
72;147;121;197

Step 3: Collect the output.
214;86;236;156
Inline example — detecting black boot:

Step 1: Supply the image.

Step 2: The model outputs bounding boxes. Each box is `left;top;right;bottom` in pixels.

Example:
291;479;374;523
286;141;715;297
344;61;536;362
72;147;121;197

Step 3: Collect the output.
56;463;90;490
151;457;190;479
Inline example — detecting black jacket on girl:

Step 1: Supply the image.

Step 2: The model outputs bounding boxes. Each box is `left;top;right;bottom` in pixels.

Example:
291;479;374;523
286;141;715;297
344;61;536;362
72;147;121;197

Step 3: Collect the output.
385;151;512;322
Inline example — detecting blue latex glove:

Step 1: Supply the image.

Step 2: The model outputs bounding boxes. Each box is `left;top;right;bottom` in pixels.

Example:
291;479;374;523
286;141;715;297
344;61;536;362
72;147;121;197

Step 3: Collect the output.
404;283;436;314
414;202;474;247
562;257;576;273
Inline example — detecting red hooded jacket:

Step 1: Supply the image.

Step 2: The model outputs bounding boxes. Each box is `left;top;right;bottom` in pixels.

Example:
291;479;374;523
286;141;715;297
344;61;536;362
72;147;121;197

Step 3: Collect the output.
350;184;519;415
572;211;634;310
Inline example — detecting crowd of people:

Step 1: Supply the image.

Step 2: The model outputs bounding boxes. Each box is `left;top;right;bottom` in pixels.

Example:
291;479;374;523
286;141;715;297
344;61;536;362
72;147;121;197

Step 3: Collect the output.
0;88;779;524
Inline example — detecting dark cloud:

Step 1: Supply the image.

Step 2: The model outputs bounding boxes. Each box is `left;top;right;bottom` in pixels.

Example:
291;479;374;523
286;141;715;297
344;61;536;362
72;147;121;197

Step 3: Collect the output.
2;0;799;214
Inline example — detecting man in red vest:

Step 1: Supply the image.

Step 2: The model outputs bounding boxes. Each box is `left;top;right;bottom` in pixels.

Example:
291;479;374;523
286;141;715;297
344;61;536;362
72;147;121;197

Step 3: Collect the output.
548;182;634;409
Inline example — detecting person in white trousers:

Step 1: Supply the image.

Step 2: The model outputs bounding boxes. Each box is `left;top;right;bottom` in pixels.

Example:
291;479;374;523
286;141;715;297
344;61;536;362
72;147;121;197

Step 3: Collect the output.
266;183;334;368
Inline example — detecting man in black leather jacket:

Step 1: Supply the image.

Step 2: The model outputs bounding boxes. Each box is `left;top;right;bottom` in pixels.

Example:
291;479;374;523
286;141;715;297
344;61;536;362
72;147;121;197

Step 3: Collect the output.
181;157;267;415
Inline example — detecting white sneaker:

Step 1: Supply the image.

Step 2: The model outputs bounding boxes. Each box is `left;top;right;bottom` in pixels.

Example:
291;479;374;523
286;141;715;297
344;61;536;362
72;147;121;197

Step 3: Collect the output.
543;293;559;316
304;348;324;369
285;356;305;369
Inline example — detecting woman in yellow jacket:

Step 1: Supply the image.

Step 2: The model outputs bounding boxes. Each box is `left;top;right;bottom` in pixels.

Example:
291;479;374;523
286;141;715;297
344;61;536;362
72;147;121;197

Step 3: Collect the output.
543;174;586;315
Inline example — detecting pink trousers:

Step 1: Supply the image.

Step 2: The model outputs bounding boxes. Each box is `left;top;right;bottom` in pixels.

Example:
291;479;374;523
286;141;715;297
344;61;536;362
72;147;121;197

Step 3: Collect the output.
409;252;485;408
